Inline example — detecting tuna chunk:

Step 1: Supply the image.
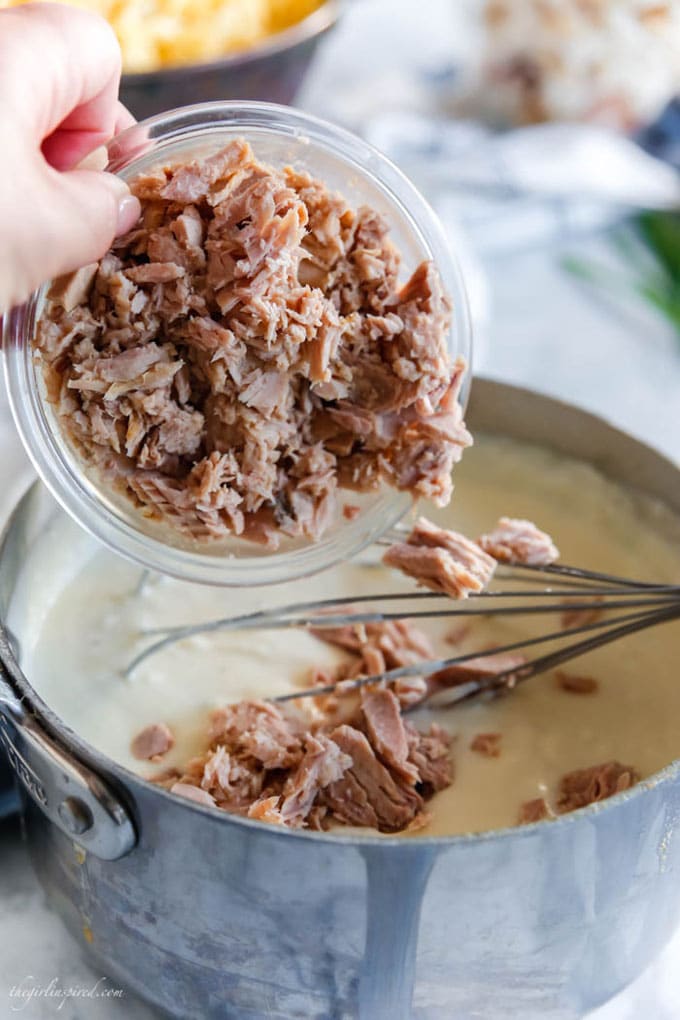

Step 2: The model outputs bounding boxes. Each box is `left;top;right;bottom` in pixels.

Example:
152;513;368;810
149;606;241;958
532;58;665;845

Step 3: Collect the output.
427;652;527;695
556;760;639;813
478;517;559;566
470;732;502;758
125;262;186;284
323;725;423;833
383;517;496;598
518;798;555;824
312;616;433;663
309;620;366;653
561;599;605;630
279;735;353;826
361;688;419;785
406;723;453;794
47;264;98;312
383;544;479;600
170;783;217;808
131;722;175;760
555;671;599;695
247;796;286;825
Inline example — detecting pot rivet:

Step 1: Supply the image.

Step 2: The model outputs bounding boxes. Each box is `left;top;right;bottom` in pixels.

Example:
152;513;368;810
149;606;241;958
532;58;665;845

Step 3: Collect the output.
58;797;94;836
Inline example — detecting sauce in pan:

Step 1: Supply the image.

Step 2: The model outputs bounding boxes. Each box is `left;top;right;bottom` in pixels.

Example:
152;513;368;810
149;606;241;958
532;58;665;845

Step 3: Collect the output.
20;434;680;836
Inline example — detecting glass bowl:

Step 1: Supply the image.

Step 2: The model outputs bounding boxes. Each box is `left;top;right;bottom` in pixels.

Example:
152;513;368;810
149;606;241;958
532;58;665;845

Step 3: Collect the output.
3;101;472;587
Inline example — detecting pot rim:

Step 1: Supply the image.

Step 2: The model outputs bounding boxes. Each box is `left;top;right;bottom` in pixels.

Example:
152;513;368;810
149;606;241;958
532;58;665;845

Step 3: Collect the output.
3;377;680;850
120;0;341;84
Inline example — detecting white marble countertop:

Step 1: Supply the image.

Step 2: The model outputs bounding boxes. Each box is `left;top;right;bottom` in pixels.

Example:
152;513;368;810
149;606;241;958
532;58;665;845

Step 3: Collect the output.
1;1;680;1017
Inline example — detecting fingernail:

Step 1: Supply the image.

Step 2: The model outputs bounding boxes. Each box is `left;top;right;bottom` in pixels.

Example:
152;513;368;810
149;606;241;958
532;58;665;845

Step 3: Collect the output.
116;194;141;236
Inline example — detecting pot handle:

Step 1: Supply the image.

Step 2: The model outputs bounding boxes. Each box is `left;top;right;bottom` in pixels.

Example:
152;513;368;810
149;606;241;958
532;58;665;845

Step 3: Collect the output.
0;664;136;861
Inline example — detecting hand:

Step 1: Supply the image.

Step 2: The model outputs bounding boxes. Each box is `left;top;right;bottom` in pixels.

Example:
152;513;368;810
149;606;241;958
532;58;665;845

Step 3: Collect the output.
0;3;141;313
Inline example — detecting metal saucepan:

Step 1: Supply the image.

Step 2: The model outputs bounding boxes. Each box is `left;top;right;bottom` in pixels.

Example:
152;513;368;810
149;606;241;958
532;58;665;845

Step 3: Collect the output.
2;379;680;1019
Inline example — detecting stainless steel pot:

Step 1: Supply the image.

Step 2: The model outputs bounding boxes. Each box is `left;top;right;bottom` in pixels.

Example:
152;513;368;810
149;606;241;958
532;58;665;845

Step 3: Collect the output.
2;379;680;1020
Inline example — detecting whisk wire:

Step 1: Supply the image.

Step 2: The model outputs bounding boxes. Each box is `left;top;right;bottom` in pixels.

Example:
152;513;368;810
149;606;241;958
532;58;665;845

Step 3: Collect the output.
126;586;680;679
440;603;680;708
124;556;680;707
274;602;680;706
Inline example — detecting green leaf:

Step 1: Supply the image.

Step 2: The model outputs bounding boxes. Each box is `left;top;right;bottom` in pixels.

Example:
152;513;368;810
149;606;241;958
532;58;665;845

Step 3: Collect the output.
637;211;680;285
561;255;624;291
562;212;680;341
637;282;680;330
562;238;680;338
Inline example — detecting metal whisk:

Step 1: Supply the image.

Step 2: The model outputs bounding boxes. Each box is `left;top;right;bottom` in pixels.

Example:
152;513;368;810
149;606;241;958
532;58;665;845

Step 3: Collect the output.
125;557;680;709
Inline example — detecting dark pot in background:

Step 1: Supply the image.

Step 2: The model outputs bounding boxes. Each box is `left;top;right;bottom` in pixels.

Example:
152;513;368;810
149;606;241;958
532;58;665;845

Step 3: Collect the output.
119;2;340;119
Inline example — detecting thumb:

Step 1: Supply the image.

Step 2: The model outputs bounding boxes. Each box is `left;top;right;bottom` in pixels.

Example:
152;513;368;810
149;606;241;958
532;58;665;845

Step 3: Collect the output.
40;167;141;281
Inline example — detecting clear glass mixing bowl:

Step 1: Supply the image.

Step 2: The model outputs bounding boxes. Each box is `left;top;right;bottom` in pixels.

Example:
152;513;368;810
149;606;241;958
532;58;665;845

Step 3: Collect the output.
3;101;472;586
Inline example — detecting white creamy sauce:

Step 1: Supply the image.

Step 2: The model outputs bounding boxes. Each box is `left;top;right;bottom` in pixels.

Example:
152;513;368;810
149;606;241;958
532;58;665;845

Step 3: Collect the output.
18;435;680;837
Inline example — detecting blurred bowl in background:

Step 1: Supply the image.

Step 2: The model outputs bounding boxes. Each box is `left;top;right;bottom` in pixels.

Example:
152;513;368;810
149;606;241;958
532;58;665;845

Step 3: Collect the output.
459;0;680;133
120;1;340;120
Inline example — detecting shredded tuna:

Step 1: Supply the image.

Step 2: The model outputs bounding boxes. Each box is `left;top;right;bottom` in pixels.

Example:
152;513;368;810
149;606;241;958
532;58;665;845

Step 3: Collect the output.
209;700;303;770
470;732;502;758
556;760;639;813
310;616;434;711
162;676;454;834
131;722;175;761
383;517;496;598
35;140;469;548
555;671;599;695
518;797;555;824
478;516;560;565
